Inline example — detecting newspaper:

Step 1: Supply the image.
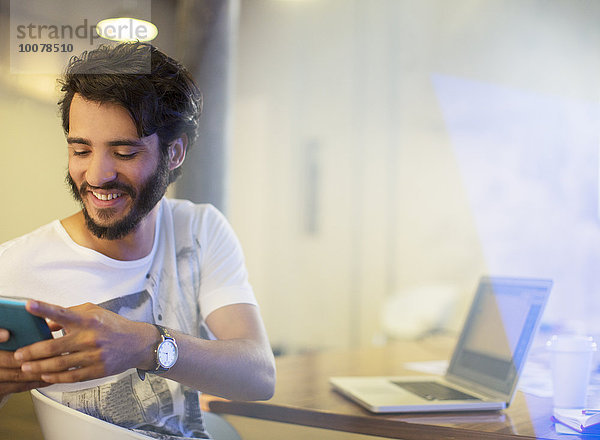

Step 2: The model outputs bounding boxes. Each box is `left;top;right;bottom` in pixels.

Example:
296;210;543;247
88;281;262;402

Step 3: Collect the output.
61;372;209;439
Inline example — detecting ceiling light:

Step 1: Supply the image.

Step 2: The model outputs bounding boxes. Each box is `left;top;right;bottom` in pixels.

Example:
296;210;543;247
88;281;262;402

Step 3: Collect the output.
96;17;158;42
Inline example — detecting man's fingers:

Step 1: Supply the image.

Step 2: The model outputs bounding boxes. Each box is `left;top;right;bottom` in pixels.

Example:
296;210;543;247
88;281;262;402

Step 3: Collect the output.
25;300;78;326
20;349;100;376
0;351;22;369
46;320;63;332
0;366;44;382
0;329;9;343
0;381;49;395
40;364;103;384
14;333;75;363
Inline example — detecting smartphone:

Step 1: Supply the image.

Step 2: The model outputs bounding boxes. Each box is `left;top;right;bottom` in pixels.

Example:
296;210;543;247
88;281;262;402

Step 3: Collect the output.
0;297;52;351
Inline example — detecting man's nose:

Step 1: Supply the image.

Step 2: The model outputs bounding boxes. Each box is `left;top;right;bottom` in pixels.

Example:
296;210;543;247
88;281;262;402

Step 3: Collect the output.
85;152;117;187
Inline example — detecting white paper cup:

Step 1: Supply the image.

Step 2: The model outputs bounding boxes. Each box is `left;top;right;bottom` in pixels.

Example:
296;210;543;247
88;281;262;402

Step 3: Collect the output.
547;334;597;409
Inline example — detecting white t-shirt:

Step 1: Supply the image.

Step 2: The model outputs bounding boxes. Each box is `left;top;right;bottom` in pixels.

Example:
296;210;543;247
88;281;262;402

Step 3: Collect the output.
0;198;257;439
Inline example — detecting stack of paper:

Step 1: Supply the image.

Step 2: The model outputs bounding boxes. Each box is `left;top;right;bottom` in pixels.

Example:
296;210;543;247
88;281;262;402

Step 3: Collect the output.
552;409;600;434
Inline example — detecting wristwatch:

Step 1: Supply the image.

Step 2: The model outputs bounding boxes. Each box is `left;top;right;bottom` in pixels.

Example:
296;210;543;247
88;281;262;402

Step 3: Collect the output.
137;325;178;381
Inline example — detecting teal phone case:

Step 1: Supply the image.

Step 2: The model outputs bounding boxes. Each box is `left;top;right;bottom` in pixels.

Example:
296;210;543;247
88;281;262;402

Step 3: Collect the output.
0;298;52;351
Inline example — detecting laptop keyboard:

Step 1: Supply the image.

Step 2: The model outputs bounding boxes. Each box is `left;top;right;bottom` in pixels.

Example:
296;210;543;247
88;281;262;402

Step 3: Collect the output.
392;381;481;401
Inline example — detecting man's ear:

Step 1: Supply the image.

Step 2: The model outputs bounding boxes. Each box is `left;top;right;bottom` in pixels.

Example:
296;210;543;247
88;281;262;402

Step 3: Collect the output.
168;134;187;171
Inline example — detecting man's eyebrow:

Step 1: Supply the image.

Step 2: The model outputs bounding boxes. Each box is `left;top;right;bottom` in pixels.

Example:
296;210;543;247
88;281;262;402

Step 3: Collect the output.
67;136;90;145
66;137;145;147
106;138;146;147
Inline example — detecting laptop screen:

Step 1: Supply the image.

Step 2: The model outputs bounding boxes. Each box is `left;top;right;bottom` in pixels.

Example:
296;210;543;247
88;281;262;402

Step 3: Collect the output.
446;277;552;399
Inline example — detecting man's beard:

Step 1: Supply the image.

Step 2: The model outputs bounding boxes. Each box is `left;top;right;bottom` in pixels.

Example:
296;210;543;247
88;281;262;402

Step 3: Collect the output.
66;154;170;240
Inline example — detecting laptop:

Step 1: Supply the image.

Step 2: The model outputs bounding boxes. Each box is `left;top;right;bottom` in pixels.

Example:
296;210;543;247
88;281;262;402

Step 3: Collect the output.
330;276;552;413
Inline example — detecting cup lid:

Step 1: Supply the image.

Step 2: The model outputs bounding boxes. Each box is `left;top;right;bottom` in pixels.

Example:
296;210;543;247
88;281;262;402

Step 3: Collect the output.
546;334;597;352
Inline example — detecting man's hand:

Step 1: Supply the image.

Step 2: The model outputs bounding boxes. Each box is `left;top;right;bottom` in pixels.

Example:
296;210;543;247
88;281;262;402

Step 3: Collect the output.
14;301;156;384
0;329;48;400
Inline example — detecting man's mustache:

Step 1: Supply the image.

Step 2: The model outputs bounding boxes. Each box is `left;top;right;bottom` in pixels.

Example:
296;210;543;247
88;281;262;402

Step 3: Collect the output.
78;181;137;199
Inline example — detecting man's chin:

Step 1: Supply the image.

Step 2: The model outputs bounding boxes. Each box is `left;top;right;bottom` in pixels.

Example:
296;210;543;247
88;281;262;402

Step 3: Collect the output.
82;209;140;240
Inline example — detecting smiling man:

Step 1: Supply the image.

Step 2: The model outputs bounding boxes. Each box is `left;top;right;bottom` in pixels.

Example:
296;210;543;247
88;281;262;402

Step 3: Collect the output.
63;94;173;257
0;42;275;439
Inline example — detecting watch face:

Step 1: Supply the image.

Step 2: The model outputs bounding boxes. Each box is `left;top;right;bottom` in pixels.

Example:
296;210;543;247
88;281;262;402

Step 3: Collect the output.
158;339;178;369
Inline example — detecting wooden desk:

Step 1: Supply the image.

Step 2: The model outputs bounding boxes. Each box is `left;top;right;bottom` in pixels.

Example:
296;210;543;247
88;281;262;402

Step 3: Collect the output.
206;337;570;440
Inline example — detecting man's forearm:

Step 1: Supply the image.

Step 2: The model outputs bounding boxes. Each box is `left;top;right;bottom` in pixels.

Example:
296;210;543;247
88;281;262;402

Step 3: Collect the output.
164;331;276;401
17;301;276;399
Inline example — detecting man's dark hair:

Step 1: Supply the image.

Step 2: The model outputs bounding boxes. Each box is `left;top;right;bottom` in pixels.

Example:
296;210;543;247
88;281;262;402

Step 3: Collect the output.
58;42;202;183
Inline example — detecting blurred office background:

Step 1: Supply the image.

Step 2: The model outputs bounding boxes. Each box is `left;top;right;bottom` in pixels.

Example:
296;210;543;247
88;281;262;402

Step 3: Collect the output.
1;0;599;358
